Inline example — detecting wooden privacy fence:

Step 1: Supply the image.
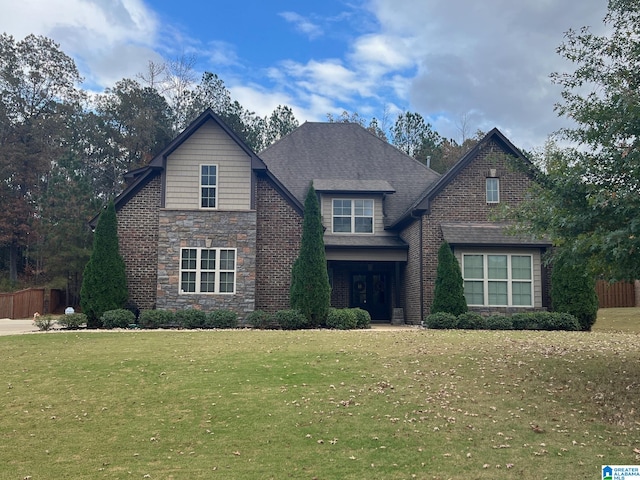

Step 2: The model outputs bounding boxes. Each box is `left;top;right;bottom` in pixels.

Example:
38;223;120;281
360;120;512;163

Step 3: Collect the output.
0;288;63;319
596;280;637;308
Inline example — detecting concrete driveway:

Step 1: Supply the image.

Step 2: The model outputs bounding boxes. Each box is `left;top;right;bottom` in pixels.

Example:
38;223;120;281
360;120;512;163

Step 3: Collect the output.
0;318;39;336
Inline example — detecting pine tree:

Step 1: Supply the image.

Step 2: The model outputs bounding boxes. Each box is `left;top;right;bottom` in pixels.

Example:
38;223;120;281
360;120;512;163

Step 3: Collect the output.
80;201;128;327
432;242;467;316
551;251;598;331
290;183;331;327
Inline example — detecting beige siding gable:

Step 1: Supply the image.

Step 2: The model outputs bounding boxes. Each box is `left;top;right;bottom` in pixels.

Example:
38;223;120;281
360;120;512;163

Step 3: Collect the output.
165;120;252;210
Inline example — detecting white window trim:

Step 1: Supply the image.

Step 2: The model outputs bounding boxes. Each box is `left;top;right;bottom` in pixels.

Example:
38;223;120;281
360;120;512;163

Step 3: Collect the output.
331;198;375;234
462;253;533;307
180;247;236;294
200;164;218;210
486;177;500;204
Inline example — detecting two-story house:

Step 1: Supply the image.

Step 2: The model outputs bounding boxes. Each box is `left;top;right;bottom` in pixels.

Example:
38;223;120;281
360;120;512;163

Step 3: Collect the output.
109;109;550;324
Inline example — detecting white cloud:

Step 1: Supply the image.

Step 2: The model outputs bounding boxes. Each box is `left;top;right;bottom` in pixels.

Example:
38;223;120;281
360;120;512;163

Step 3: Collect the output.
279;12;324;39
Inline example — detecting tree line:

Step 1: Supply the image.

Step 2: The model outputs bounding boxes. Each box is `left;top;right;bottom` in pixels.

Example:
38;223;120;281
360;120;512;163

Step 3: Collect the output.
0;33;475;293
3;0;638;301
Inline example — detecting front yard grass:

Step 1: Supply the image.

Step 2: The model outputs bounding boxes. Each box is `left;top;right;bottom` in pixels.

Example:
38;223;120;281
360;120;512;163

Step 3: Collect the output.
1;311;639;479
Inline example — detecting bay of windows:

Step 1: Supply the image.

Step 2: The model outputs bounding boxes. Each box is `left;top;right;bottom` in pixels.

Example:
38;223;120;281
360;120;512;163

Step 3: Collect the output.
180;248;236;294
462;253;532;306
332;199;374;233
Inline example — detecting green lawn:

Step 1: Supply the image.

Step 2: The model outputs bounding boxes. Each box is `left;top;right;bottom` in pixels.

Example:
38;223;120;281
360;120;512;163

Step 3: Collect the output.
1;310;639;479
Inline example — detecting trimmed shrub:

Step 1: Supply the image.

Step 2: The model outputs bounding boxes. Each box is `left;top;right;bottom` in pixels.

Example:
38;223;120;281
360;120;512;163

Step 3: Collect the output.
205;309;238;329
290;184;331;327
456;311;485;330
551;252;598;331
101;309;135;329
57;313;87;329
175;309;206;329
274;309;308;330
246;310;275;329
139;310;174;329
424;311;458;329
484;314;513;330
80;200;128;328
431;242;468;316
352;308;371;329
539;312;581;331
326;308;358;330
510;312;535;330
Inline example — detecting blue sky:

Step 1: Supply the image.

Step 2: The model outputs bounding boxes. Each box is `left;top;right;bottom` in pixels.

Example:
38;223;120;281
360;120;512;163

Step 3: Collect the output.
1;0;609;150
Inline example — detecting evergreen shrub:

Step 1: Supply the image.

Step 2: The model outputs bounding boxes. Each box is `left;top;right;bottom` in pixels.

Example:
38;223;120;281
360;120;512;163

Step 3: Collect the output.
290;184;331;327
432;242;467;316
326;308;358;330
456;311;485;330
57;313;86;329
484;315;513;330
205;309;238;329
352;308;371;329
246;310;275;329
101;309;135;329
551;253;599;331
274;309;308;330
139;310;174;329
424;311;458;329
175;309;206;329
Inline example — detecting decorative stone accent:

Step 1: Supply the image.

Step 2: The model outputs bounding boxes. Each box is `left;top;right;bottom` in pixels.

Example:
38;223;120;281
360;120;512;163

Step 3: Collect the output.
156;209;257;317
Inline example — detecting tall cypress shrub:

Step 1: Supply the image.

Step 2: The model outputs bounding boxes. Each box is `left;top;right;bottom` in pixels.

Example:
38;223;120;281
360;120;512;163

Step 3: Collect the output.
431;241;468;316
290;183;331;327
551;251;598;331
80;200;128;327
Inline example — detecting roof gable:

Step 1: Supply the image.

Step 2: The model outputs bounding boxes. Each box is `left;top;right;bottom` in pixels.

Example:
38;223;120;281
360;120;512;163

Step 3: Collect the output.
259;122;440;226
392;128;534;227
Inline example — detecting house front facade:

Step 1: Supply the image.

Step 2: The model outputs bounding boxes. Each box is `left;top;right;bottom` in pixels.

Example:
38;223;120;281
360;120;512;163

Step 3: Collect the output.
110;109;550;324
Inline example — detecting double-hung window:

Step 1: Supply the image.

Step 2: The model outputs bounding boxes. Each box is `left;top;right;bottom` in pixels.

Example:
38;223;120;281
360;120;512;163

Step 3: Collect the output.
332;199;373;233
180;248;236;294
200;165;217;208
462;253;532;306
486;177;500;203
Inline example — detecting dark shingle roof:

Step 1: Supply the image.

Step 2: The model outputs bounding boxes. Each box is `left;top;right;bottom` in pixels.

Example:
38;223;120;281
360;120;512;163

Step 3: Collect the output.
441;222;551;247
259;122;440;227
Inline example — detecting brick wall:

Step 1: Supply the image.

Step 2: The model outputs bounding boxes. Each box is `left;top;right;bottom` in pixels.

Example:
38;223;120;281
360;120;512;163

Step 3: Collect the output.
255;177;302;312
400;219;422;324
420;140;542;315
117;175;161;311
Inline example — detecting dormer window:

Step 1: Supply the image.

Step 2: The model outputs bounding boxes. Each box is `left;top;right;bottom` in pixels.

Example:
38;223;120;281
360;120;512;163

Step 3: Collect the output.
486;177;499;203
332;199;374;233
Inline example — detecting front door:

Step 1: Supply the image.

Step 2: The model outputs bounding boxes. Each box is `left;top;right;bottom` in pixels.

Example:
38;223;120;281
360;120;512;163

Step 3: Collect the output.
351;272;390;321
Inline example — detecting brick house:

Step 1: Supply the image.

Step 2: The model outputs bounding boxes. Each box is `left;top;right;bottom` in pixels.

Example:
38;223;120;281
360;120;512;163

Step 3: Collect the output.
108;109;550;324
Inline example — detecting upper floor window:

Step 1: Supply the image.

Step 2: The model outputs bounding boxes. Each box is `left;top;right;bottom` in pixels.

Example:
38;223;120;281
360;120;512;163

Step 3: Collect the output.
462;253;532;307
332;199;374;233
180;247;236;294
486;177;500;203
201;165;217;208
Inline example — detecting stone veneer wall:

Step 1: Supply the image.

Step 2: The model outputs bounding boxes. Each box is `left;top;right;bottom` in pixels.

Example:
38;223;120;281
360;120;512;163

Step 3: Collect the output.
116;175;161;311
255;177;302;312
420;140;545;315
156;209;256;317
